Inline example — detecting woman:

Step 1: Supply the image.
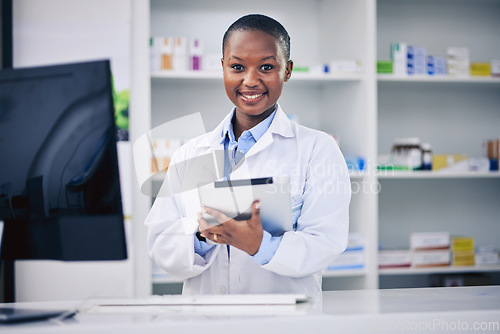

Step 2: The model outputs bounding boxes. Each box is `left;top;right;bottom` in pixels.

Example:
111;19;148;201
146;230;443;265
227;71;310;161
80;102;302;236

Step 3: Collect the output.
145;14;351;296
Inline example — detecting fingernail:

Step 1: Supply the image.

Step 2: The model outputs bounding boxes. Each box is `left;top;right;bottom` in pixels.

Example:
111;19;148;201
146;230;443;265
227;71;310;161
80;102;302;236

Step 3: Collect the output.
201;207;208;213
255;202;261;209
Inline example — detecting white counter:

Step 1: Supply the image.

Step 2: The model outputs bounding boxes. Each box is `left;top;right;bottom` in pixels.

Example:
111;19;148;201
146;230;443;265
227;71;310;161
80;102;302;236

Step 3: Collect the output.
1;286;499;333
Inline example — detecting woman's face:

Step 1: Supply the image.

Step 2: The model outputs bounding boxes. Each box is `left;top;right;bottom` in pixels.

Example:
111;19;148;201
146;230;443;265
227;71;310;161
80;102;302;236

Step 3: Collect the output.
222;29;292;121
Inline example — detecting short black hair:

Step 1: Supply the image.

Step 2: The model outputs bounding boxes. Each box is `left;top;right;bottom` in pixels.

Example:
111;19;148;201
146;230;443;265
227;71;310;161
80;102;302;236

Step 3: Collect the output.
222;14;291;61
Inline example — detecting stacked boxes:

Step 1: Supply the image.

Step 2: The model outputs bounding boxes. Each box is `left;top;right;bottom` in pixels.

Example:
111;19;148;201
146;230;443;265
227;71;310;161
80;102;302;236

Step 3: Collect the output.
446;47;470;77
452;236;475;266
410;232;450;268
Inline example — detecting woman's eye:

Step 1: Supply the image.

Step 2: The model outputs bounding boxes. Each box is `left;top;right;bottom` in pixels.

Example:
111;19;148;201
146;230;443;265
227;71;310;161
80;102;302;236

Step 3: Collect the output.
231;64;244;71
261;64;274;71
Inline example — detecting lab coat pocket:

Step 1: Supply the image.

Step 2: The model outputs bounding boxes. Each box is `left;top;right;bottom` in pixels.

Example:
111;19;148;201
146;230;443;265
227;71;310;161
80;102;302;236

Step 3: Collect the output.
291;194;303;231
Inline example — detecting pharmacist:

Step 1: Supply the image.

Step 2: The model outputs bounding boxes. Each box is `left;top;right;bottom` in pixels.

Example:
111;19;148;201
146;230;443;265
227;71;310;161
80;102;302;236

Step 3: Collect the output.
145;14;351;296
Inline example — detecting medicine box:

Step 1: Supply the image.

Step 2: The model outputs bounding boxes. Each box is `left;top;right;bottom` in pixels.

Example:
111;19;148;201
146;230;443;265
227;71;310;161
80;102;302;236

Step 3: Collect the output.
390;42;407;75
412;250;451;268
434;56;446;75
379;250;411;269
451;236;474;252
328;250;365;270
410;232;450;251
452;251;475;267
377;60;393;74
470;62;491;76
475;252;499;265
330;60;363;73
491;60;500;77
413;47;427;75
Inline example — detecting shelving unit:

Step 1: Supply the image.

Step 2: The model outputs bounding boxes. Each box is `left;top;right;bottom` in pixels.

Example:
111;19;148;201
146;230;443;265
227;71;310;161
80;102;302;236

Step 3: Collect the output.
376;0;500;289
130;0;500;293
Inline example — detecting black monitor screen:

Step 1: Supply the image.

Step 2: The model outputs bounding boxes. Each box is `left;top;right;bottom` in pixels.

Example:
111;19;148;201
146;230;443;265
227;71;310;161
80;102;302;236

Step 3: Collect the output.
0;60;127;261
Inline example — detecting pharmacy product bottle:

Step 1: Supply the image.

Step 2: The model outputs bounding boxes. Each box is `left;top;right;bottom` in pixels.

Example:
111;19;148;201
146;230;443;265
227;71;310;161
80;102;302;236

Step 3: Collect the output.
173;37;188;71
407;137;422;170
161;37;174;71
421;143;432;170
190;38;203;71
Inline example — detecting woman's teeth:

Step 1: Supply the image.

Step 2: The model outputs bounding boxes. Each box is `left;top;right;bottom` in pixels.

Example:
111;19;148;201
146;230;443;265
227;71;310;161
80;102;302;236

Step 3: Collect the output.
241;93;263;100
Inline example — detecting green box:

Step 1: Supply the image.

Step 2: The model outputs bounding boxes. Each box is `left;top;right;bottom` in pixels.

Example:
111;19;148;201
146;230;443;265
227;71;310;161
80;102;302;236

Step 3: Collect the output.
377;60;393;74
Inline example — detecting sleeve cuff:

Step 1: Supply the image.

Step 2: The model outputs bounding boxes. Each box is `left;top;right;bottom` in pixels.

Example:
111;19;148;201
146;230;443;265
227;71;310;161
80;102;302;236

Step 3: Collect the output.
194;234;215;256
252;230;282;266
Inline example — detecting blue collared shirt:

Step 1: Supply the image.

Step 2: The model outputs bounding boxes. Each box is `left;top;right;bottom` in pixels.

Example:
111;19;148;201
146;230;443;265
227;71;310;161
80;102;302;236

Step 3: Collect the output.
195;107;282;265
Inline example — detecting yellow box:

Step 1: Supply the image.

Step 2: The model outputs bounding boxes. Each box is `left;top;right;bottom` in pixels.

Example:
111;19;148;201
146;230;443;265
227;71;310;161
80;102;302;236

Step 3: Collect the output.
452;237;475;252
453;251;475;266
432;154;468;171
470;62;491;76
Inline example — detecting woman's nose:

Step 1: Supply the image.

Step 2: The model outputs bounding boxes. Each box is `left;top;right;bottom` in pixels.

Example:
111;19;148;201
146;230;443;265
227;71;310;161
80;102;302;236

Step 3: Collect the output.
243;69;259;87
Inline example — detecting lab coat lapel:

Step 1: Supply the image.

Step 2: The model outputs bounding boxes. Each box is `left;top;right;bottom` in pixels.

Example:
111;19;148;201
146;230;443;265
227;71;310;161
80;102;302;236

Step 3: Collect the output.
245;104;294;159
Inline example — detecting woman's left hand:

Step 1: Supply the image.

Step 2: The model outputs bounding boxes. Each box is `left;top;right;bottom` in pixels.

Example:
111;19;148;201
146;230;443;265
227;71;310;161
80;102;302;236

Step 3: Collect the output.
198;201;263;255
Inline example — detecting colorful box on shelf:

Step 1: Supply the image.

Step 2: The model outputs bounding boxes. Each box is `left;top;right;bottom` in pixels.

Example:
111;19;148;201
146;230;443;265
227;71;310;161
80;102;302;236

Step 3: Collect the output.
451;236;475;267
452;251;475;267
432;154;468;171
344;156;366;172
379;250;411;269
452;236;474;252
407;46;427;75
470;62;491;76
327;233;365;270
377;60;393;74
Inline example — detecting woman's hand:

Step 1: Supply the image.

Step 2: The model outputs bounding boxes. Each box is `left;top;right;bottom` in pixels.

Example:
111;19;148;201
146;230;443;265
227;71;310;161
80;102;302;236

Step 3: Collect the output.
198;201;263;256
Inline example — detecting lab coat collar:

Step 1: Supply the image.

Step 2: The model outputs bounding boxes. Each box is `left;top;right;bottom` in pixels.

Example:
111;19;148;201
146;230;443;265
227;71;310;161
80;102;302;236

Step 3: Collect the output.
198;104;294;149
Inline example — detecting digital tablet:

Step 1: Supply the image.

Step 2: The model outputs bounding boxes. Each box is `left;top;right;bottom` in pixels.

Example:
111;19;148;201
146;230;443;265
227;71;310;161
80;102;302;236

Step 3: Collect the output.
197;176;292;236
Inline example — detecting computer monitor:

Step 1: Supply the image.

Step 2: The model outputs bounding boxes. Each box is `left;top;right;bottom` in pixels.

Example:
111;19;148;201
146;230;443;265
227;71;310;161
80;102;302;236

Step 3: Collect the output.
0;60;128;302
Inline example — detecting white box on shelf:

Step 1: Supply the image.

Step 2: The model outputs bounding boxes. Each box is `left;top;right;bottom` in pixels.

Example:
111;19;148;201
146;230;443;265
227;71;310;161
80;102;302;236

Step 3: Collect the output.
390;42;407;75
475;252;499;265
329;60;363;73
412;250;451;268
411;232;450;251
491;60;500;77
379;250;411;269
328;249;365;270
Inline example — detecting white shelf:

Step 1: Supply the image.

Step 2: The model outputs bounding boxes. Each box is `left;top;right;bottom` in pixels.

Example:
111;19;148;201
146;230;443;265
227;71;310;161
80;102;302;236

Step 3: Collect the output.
378;74;500;84
379;265;500;276
151;71;363;82
377;171;500;179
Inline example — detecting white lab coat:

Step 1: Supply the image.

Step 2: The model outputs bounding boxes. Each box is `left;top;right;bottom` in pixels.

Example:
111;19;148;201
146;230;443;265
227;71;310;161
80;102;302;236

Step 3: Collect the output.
145;104;351;296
